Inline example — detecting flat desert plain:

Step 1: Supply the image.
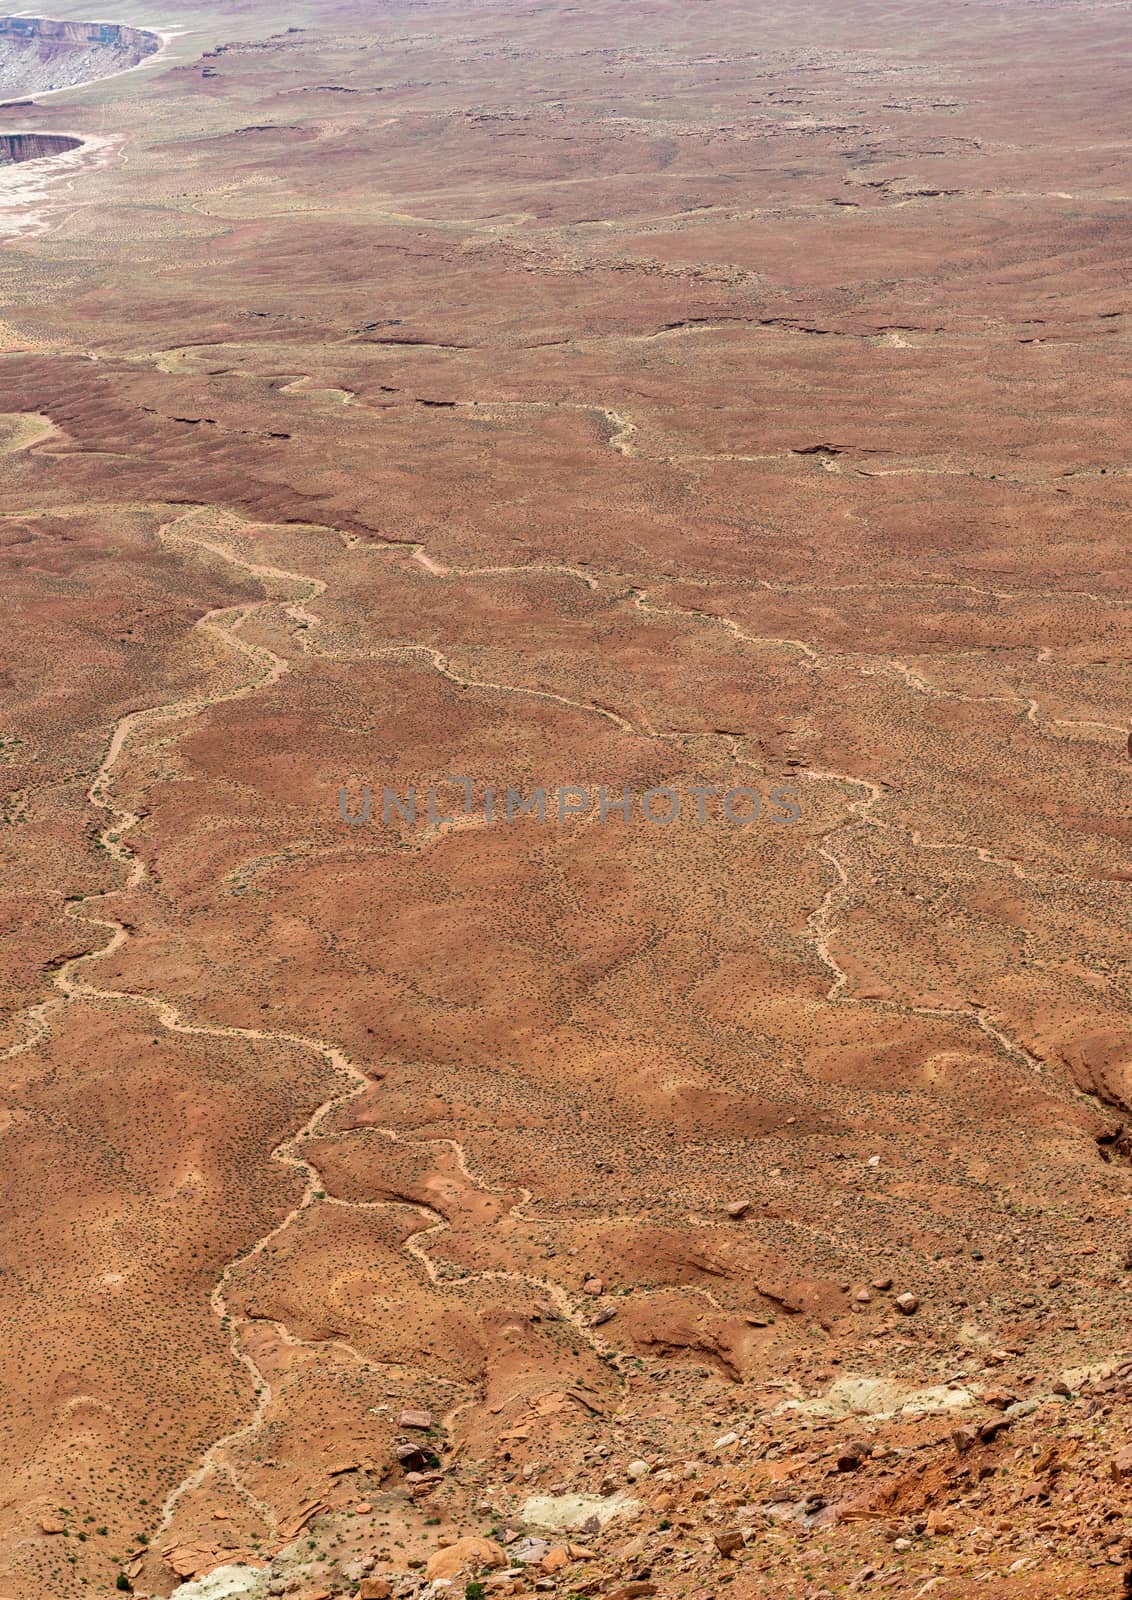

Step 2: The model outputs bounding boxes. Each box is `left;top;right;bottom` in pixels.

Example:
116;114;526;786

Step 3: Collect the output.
0;1;1130;1597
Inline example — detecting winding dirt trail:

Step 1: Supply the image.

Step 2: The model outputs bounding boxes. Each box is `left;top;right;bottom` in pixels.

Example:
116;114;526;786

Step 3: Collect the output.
0;506;628;1550
630;583;1125;744
0;508;369;1529
357;557;1063;1087
0;497;1097;1555
800;766;1043;1074
299;537;1121;768
2;512;317;1063
377;641;639;734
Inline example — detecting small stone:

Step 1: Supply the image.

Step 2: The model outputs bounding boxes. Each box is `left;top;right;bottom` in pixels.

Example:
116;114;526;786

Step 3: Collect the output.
871;1275;893;1291
359;1582;392;1600
725;1200;750;1218
713;1529;744;1557
982;1388;1017;1411
1052;1379;1072;1397
837;1440;869;1472
713;1431;739;1450
927;1510;954;1536
583;1277;604;1295
592;1303;617;1326
39;1519;65;1535
855;1288;872;1304
1110;1446;1132;1481
951;1425;979;1454
398;1407;433;1430
541;1546;570;1573
626;1459;649;1480
510;1538;549;1566
895;1292;919;1315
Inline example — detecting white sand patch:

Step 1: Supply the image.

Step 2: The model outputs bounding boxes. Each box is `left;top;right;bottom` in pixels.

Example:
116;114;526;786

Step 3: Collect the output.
520;1490;642;1531
170;1565;269;1600
770;1374;976;1421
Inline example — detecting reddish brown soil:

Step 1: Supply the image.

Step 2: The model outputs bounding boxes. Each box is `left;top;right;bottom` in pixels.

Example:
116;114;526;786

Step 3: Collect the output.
0;3;1129;1598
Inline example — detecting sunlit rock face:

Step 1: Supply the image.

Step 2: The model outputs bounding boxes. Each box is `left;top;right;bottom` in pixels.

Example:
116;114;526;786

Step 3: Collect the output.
0;15;160;96
0;132;82;163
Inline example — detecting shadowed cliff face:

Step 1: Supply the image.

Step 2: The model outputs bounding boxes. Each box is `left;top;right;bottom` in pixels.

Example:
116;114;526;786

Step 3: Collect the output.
0;131;82;163
0;15;160;96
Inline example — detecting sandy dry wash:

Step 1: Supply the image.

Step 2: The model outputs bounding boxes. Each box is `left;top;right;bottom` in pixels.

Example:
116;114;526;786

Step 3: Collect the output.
0;1;1130;1598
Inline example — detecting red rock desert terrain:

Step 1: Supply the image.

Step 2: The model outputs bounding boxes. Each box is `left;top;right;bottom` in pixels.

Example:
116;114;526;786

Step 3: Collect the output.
0;1;1130;1597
